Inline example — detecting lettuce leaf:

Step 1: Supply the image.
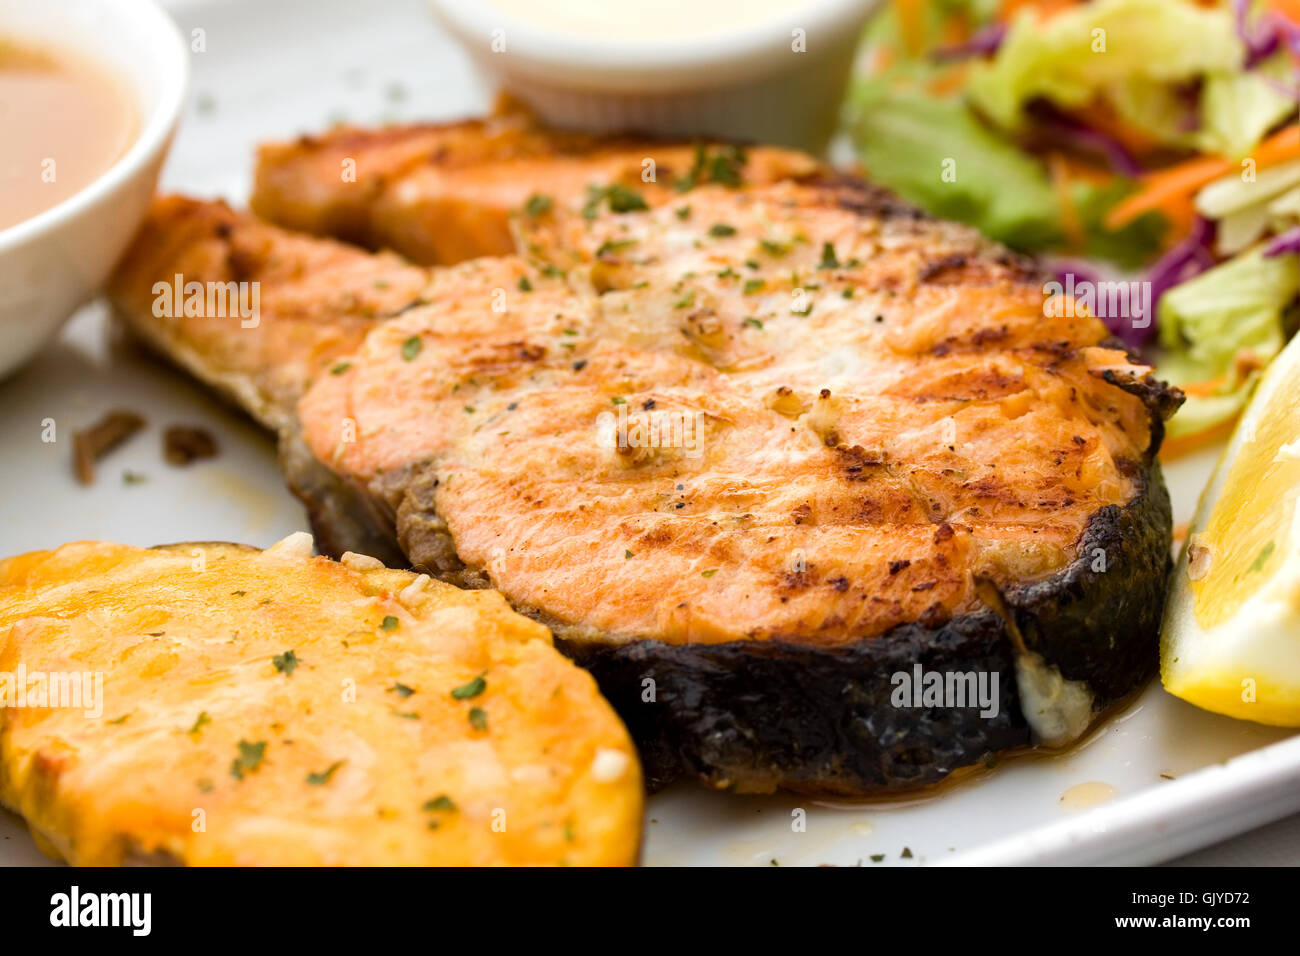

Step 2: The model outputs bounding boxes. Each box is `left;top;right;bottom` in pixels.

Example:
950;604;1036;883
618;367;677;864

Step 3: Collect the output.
861;0;1001;53
850;83;1171;261
1196;57;1298;158
852;87;1063;250
1157;245;1300;438
1073;179;1169;270
968;0;1243;135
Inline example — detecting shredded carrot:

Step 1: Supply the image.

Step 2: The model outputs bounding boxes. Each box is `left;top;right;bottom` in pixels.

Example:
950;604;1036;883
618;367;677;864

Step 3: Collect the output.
1178;375;1231;399
941;12;971;46
1073;101;1162;155
1172;521;1190;545
1049;153;1086;248
1268;0;1300;25
1107;126;1300;230
1050;151;1117;187
927;64;971;96
999;0;1080;22
1159;417;1239;461
894;0;926;56
1106;157;1232;230
1215;123;1300;167
1162;197;1202;240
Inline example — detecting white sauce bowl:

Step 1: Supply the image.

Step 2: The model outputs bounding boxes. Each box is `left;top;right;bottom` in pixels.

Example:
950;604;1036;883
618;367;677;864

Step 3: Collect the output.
428;0;880;152
0;0;187;378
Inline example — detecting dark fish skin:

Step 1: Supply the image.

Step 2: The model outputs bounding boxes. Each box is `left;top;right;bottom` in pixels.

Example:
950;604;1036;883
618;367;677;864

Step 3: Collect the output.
561;612;1028;794
278;430;409;568
1009;467;1172;705
508;468;1168;794
291;432;1171;796
313;356;1174;794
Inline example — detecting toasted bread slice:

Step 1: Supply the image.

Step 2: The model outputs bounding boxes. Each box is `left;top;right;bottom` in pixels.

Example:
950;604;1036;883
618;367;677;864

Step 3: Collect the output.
0;535;641;865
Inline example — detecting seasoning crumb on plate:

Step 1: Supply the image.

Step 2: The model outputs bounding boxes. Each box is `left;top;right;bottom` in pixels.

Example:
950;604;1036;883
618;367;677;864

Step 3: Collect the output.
163;424;218;465
72;409;146;485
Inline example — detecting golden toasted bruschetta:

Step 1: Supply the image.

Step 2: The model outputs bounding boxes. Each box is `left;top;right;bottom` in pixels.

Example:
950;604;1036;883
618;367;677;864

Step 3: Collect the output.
0;535;642;865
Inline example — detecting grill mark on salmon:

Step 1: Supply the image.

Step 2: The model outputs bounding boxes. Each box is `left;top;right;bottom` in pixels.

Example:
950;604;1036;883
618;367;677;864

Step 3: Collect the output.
109;126;1181;794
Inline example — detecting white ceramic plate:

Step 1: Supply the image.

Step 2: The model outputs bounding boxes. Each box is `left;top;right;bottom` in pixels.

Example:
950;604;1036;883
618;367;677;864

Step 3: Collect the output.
2;0;1297;867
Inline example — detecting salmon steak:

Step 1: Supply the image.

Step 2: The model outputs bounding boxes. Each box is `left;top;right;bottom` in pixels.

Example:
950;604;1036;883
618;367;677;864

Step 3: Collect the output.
108;120;1181;795
249;109;821;266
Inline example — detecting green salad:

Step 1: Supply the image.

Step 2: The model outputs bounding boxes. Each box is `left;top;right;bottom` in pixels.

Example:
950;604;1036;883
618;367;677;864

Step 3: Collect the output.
847;0;1300;447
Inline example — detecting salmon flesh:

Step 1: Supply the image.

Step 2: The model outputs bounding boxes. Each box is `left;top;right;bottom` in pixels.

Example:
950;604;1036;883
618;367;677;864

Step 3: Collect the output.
109;124;1181;795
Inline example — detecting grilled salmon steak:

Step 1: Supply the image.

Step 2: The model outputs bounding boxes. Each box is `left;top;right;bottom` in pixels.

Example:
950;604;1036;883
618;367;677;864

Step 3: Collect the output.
108;123;1181;795
0;536;642;865
250;110;821;266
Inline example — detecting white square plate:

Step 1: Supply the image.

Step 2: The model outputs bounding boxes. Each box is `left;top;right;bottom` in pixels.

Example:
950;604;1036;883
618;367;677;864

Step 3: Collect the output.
2;0;1297;866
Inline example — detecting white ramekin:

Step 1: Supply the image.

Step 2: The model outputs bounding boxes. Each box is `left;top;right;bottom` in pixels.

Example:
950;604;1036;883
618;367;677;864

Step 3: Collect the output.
0;0;187;379
427;0;880;152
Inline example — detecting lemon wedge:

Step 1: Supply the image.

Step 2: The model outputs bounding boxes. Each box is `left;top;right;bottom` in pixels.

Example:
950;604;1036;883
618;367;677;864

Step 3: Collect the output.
1161;329;1300;725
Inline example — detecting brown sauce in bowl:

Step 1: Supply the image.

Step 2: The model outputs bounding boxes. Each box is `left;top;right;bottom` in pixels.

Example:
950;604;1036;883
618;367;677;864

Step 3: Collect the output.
0;39;137;232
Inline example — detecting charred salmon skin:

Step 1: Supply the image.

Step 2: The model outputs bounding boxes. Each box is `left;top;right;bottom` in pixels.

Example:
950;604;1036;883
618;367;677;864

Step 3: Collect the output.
0;535;642;865
109;134;1181;795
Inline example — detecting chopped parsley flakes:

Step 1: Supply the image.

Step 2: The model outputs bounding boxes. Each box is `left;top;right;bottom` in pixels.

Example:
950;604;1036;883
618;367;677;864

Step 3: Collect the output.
306;761;344;786
451;674;487;700
582;183;648;218
230;739;267;780
819;242;840;270
1250;541;1276;573
595;238;637;258
675;143;747;192
524;193;553;218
